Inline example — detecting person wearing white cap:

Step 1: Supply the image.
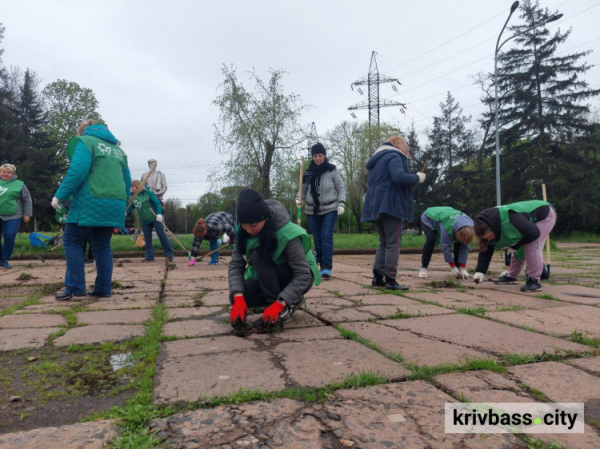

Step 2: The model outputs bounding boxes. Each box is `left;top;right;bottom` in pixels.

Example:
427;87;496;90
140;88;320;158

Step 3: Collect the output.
141;159;167;200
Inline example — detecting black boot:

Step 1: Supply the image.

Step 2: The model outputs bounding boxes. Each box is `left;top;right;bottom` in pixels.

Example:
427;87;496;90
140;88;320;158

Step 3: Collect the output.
385;276;409;291
372;269;385;287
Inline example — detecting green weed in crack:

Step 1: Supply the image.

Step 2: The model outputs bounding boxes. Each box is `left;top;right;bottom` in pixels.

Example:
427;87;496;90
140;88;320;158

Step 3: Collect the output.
384;308;422;319
534;294;561;301
570;330;600;348
456;306;486;317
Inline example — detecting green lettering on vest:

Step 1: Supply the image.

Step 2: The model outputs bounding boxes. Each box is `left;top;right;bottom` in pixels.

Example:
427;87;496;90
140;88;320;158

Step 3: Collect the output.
0;179;24;216
425;207;464;243
133;191;156;223
492;200;550;249
243;221;321;286
67;135;128;201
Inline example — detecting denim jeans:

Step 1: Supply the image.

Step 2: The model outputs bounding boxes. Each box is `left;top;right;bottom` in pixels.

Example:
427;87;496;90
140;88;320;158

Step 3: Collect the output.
141;221;174;260
209;239;221;263
306;211;338;270
64;224;113;296
0;218;21;262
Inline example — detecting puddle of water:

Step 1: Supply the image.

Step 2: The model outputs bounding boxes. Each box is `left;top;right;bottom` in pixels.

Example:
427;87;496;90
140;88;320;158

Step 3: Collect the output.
111;352;134;371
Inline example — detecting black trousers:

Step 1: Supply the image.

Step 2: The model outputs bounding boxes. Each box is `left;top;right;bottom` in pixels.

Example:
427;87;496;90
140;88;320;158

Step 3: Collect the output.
230;251;313;307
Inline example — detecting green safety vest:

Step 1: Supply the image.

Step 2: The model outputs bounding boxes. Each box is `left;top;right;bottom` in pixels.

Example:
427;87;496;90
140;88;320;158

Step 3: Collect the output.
133;191;156;223
492;200;550;249
244;221;321;286
0;179;24;216
424;207;464;242
66;135;128;201
55;203;69;224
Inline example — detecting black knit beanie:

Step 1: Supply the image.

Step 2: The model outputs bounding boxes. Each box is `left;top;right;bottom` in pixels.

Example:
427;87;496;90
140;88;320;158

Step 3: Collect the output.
311;143;326;156
237;189;270;224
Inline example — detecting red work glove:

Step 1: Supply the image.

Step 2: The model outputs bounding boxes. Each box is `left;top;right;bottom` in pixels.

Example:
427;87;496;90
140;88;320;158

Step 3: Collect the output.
262;299;285;326
230;294;248;326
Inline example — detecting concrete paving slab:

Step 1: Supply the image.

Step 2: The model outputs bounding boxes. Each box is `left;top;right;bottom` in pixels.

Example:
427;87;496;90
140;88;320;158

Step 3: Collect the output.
84;299;157;310
162;281;208;293
18;303;73;313
150;383;520;448
384;314;590;355
354;293;425;306
568;356;600;376
273;339;409;387
358;303;456;318
0;313;66;328
163;317;231;338
551;285;600;305
260;326;341;342
53;324;145;346
0;419;119;449
76;309;153;325
163;335;258;359
318;308;376;323
494;305;600;337
342;322;492;366
167;306;225;319
153;349;285;403
193;290;230;306
323;380;521;448
0;327;60;351
304;286;338;299
282;311;325;329
509;361;600;403
435;370;600;449
320;279;378;297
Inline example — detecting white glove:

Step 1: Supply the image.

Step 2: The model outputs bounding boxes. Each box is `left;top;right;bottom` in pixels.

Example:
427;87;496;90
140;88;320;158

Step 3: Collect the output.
450;266;460;277
188;259;195;267
505;247;517;255
499;270;509;278
417;172;426;183
51;197;61;210
473;272;485;284
156;214;163;223
460;268;470;279
337;206;345;215
296;199;302;208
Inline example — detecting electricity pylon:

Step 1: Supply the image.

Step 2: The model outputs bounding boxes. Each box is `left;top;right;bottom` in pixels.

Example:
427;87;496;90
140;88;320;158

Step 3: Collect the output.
348;51;406;131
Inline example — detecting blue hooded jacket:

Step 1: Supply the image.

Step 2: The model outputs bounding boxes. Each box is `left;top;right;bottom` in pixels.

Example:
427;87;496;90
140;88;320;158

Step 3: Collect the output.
55;124;131;228
361;144;419;223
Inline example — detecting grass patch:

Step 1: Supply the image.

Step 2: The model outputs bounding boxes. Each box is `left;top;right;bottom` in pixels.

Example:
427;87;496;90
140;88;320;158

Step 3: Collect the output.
534;294;561;301
0;284;61;318
520;435;564;448
519;383;550;402
456;306;486;317
329;290;342;297
384;308;422;319
495;306;526;312
16;272;34;281
570;330;600;348
192;291;207;307
427;278;463;289
501;351;569;366
591;419;600;431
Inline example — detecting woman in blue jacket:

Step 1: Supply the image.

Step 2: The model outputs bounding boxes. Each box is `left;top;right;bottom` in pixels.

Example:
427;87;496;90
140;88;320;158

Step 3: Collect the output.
361;136;425;290
52;120;131;300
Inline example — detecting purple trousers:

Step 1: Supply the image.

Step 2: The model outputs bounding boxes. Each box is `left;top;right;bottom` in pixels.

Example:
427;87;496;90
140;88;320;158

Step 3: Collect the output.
508;208;556;281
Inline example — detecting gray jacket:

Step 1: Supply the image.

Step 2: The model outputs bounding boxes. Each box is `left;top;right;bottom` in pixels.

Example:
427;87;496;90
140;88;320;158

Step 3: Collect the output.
300;168;346;215
0;174;33;221
141;170;167;198
228;199;312;307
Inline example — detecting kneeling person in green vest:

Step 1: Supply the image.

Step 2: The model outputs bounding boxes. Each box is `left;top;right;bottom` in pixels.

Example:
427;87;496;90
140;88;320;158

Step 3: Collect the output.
228;189;320;332
473;200;556;292
127;180;174;262
419;207;475;279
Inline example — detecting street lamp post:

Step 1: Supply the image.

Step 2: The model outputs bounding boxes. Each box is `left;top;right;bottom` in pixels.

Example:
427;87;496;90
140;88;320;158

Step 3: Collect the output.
494;1;519;206
493;2;562;206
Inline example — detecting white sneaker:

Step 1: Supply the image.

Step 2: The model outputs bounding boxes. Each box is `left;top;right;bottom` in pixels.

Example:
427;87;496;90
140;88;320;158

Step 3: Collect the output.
418;268;428;278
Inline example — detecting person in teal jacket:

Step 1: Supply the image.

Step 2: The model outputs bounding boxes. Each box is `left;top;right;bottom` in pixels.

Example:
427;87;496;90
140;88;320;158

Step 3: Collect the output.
51;120;131;300
127;180;174;262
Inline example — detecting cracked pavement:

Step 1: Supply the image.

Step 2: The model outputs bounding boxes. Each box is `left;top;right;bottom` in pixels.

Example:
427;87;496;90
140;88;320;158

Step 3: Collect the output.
1;243;599;447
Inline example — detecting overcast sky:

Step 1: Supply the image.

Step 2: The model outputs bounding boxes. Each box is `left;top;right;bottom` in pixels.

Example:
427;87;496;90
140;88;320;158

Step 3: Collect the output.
3;0;599;205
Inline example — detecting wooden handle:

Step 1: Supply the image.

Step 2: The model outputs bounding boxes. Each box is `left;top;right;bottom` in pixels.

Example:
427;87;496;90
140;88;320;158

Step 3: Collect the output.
297;156;305;226
542;184;551;264
127;162;157;209
413;160;429;192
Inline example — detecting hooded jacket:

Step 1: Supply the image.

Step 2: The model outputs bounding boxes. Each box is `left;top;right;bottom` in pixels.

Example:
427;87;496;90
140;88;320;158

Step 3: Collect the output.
421;210;473;265
0;174;33;221
361;144;420;222
228;199;313;307
475;204;550;273
55;124;131;228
